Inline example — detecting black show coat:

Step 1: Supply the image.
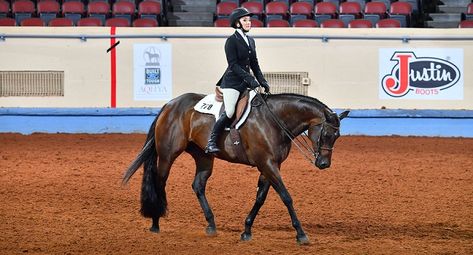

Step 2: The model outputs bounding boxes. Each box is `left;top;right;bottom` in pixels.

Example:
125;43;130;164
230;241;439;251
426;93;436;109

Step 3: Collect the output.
217;31;267;93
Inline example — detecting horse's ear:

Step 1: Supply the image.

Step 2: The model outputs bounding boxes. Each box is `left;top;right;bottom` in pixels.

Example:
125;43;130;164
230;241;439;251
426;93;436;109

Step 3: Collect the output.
339;110;350;120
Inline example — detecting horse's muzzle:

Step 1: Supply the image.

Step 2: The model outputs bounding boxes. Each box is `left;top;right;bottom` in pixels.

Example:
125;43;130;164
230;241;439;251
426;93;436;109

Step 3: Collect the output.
315;157;330;170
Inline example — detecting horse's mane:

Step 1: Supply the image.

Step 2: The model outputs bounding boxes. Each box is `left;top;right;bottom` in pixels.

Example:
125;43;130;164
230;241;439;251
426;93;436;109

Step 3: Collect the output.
267;93;332;113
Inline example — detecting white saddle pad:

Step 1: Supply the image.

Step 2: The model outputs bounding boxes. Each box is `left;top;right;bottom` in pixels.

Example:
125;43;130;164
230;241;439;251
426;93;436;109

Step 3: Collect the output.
194;90;257;130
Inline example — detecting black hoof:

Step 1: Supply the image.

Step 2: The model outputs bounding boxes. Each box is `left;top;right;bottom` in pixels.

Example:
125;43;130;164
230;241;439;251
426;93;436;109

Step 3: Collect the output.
149;225;160;233
296;235;310;245
206;226;217;236
240;232;252;241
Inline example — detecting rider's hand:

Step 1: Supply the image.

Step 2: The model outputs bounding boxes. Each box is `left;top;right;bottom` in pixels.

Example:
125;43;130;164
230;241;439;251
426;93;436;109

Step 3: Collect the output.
261;81;270;93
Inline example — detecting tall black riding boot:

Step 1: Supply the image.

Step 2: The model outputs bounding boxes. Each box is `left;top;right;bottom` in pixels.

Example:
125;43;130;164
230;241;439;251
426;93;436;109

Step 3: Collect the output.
205;112;231;154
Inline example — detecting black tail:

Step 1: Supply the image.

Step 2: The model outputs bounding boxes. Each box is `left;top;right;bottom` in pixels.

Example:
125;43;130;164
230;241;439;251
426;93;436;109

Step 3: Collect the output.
122;107;167;218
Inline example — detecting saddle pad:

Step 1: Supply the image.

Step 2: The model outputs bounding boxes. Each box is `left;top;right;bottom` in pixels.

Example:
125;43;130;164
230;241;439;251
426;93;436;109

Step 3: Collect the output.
194;91;257;130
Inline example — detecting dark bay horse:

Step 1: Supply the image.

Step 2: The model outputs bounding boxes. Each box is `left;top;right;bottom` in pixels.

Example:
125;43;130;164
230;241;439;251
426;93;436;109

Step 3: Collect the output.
123;92;349;244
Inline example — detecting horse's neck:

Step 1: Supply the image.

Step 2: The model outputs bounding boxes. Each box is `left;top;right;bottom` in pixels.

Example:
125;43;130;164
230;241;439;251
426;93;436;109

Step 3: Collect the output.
267;96;325;136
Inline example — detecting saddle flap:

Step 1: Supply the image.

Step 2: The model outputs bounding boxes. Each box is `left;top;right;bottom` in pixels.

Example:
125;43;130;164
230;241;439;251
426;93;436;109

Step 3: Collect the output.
229;90;250;128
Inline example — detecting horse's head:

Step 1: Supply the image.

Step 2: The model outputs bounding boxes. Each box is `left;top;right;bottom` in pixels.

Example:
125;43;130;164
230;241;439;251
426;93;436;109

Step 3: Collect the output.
308;110;349;170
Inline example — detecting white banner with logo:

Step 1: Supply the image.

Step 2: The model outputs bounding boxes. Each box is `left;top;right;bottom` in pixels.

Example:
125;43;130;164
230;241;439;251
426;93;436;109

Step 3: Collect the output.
379;48;463;100
133;43;172;101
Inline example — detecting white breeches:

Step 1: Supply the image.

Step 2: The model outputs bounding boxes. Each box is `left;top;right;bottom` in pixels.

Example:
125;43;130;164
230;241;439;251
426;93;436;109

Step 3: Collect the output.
221;88;240;118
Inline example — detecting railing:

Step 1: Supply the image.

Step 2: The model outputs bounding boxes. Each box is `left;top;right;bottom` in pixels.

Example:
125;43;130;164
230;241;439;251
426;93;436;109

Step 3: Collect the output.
1;33;473;43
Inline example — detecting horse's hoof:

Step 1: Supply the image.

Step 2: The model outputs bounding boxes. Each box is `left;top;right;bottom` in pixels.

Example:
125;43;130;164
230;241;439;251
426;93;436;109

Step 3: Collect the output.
240;232;252;241
296;235;310;245
149;225;160;233
206;226;217;236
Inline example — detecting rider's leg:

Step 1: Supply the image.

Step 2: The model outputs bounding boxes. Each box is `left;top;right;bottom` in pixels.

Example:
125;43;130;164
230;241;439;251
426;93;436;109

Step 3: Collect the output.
205;88;239;153
221;88;239;119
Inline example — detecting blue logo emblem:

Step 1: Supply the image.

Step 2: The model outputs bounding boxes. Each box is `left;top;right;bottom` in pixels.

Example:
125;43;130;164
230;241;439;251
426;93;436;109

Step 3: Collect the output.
145;68;160;84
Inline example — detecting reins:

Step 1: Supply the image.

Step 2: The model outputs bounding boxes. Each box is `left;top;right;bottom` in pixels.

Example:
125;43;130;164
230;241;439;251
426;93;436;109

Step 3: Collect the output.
253;91;322;164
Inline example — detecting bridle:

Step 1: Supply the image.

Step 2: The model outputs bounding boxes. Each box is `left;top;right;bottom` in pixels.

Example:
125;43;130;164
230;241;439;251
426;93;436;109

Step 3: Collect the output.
254;91;339;164
312;121;339;153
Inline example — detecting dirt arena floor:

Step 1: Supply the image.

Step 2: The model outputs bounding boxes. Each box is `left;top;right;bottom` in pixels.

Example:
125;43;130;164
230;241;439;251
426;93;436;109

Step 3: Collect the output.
1;134;472;254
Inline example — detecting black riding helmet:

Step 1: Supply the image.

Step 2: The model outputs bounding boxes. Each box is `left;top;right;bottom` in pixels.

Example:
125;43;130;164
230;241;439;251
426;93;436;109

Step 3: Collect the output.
229;7;253;29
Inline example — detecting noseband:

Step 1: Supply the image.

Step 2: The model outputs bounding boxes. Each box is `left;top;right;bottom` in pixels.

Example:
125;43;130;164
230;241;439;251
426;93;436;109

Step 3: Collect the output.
311;121;339;160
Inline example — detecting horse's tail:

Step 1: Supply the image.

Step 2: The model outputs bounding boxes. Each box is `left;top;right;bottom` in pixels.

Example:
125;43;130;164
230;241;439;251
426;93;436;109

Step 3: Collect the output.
122;116;158;184
122;106;167;218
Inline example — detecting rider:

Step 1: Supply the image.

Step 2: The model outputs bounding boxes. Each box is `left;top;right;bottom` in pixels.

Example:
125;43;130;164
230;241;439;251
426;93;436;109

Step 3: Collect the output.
205;7;270;154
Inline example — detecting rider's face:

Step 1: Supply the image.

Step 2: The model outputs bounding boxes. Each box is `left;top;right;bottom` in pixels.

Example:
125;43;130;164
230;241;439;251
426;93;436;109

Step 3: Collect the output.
238;16;251;31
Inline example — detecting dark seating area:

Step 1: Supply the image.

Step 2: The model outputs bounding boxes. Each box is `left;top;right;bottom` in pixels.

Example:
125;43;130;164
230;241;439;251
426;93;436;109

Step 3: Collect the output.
0;0;472;28
214;0;473;28
0;0;164;27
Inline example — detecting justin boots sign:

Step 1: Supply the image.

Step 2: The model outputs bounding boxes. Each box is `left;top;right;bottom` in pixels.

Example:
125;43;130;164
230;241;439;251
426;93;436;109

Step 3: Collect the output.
379;49;463;100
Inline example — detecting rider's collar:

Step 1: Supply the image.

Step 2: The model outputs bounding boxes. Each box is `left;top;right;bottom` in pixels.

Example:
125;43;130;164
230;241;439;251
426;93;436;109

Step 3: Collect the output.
236;29;247;38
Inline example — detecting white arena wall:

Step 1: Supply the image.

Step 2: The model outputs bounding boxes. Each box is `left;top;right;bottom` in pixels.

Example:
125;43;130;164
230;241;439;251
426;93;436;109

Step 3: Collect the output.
0;27;472;136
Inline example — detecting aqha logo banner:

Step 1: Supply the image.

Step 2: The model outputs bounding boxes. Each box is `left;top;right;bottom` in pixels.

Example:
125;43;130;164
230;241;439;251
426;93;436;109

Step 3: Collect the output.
133;43;173;101
379;48;463;100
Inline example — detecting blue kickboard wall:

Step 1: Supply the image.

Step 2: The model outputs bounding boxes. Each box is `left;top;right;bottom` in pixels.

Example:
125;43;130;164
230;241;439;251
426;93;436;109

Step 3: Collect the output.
1;108;472;137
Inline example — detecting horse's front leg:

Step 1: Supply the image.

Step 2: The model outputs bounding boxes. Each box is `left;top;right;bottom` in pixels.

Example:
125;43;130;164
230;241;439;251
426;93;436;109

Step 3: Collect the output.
263;163;310;245
191;155;217;236
241;174;271;241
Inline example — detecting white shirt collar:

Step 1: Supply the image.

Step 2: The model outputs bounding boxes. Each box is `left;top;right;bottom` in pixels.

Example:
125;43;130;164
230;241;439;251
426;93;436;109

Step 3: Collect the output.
236;29;249;46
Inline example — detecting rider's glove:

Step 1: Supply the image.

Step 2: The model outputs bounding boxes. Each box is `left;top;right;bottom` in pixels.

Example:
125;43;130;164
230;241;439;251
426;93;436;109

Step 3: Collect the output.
260;81;270;93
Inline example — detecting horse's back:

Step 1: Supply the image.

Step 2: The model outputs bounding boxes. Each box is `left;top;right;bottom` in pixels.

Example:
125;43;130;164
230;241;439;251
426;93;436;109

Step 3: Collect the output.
167;93;205;109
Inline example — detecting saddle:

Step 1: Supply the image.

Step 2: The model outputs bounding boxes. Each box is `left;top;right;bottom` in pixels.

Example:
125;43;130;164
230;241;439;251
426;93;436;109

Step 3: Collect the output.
214;87;250;128
215;87;251;164
194;88;257;164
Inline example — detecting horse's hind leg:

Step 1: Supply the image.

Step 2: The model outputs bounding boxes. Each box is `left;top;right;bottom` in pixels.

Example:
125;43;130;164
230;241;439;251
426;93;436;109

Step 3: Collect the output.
188;144;217;236
241;174;271;241
148;157;173;233
146;141;186;233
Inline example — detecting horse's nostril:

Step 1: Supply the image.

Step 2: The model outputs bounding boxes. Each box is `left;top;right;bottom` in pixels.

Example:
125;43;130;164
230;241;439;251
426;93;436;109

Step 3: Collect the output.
319;159;331;169
315;159;329;169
